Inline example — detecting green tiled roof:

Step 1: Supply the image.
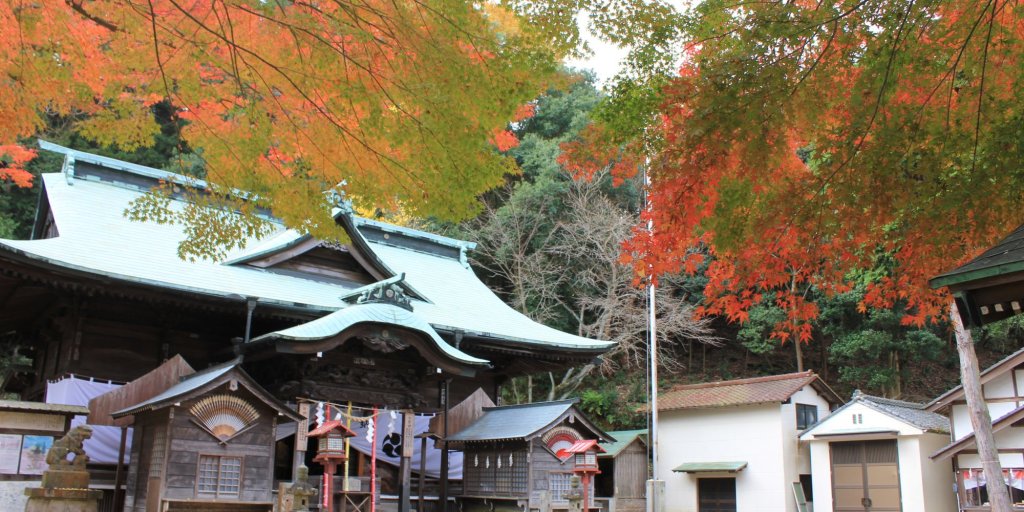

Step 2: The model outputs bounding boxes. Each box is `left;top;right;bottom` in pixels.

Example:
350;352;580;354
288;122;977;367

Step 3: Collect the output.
598;429;646;458
672;461;748;473
0;142;614;367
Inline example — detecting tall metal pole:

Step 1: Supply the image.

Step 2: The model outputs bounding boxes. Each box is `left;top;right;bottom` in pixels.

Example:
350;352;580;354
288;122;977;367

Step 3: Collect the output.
644;158;665;512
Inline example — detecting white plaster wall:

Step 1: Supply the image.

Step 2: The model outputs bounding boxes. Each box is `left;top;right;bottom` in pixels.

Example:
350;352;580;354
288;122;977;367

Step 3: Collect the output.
785;385;833;485
917;433;958;512
657;405;787;512
808;441;832;511
951;404;972;441
1015;369;1024;396
801;402;918;438
984;372;1017;399
958;452;1024;469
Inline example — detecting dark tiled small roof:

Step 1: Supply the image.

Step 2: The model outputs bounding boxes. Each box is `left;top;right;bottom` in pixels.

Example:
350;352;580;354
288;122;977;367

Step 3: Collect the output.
446;400;577;442
657;371;836;411
931;223;1024;289
856;392;948;434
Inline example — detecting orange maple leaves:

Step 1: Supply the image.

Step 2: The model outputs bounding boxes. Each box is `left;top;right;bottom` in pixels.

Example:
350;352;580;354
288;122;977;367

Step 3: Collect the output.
0;145;36;188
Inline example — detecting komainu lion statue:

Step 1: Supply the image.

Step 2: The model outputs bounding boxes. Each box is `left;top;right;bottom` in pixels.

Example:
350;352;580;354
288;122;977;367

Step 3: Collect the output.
46;425;93;467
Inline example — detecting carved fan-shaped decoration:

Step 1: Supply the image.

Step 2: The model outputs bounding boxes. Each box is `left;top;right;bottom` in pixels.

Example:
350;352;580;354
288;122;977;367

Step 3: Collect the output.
190;395;260;441
542;426;581;460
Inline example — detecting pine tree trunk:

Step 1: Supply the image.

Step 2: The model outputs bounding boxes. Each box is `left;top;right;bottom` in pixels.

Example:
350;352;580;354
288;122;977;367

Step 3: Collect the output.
951;301;1012;511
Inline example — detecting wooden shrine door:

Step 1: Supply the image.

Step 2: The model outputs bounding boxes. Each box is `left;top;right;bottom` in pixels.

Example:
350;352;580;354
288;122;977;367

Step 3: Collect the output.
831;440;901;512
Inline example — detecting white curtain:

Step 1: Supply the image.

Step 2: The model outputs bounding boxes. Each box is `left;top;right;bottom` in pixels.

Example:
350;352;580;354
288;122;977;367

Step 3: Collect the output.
45;375;132;465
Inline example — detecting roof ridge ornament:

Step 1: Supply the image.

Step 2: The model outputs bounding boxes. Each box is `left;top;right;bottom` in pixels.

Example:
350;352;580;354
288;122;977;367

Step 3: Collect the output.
339;273;413;311
62;154;76;185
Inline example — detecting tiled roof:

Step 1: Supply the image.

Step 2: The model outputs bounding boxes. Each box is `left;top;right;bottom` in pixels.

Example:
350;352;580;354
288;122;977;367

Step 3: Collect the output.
855;392;949;434
931;223;1024;289
657;371;823;411
446;400;577;442
0;141;614;363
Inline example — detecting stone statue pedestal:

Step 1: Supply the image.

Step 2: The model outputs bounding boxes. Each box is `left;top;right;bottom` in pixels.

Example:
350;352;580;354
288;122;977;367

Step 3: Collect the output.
24;485;101;512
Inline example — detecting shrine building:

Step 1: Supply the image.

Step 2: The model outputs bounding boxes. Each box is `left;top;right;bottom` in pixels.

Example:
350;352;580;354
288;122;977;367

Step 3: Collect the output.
0;141;615;511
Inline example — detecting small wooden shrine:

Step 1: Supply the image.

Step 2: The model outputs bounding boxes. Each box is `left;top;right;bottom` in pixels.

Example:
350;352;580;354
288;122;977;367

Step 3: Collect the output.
595;430;647;512
111;362;301;512
446;400;613;512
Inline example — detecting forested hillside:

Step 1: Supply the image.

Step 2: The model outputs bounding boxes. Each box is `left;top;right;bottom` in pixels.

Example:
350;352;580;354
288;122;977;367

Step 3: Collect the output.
1;72;1021;431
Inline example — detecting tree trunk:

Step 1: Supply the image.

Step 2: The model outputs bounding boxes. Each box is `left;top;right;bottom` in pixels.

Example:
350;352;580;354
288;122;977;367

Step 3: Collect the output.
951;301;1012;512
794;338;804;373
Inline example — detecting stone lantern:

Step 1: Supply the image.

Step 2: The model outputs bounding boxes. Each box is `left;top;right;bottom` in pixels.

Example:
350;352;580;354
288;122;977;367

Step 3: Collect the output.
308;420;356;512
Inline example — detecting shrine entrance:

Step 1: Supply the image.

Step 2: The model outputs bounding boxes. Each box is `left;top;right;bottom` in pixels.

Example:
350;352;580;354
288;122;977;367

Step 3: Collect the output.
831;440;901;512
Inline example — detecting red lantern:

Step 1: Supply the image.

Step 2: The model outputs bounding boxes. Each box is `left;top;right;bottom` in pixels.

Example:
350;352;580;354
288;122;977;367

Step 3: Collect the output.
564;440;604;512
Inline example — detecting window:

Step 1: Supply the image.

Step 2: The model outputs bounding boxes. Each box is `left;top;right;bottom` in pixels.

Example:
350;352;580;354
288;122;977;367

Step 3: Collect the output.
796;403;818;429
197;455;242;497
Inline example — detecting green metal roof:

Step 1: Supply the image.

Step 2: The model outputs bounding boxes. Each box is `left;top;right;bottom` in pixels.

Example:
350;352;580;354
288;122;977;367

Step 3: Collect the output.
598;429;647;458
250;301;488;366
931;223;1024;289
672;461;748;473
0;142;614;364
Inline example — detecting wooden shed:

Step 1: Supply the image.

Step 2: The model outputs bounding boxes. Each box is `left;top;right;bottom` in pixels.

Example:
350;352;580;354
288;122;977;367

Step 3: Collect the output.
111;362;301;512
446;399;613;512
595;430;647;512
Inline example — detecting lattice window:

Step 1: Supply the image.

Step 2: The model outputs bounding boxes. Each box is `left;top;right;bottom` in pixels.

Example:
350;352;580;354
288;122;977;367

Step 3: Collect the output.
197;455;243;497
549;473;594;503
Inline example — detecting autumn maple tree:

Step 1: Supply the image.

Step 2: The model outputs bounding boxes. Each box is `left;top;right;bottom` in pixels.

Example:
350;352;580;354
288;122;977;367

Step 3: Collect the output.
0;0;687;259
0;0;562;257
564;0;1024;507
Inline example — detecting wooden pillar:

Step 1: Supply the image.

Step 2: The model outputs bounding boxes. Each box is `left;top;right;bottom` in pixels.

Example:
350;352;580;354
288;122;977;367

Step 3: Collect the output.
417;435;429;512
438;380;450;512
294;402;310;481
113;425;128;511
398;411;414;512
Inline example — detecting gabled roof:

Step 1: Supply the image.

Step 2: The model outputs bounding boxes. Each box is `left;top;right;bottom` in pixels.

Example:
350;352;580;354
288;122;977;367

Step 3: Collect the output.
446;399;612;444
563;439;603;454
599;429;647;458
801;391;947;440
931;403;1024;461
931;223;1024;289
854;393;949;433
0;141;613;368
926;346;1024;413
111;360;301;421
656;371;841;412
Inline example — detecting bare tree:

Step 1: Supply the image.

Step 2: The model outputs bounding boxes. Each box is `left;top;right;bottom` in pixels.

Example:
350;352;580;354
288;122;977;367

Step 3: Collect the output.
468;172;719;402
